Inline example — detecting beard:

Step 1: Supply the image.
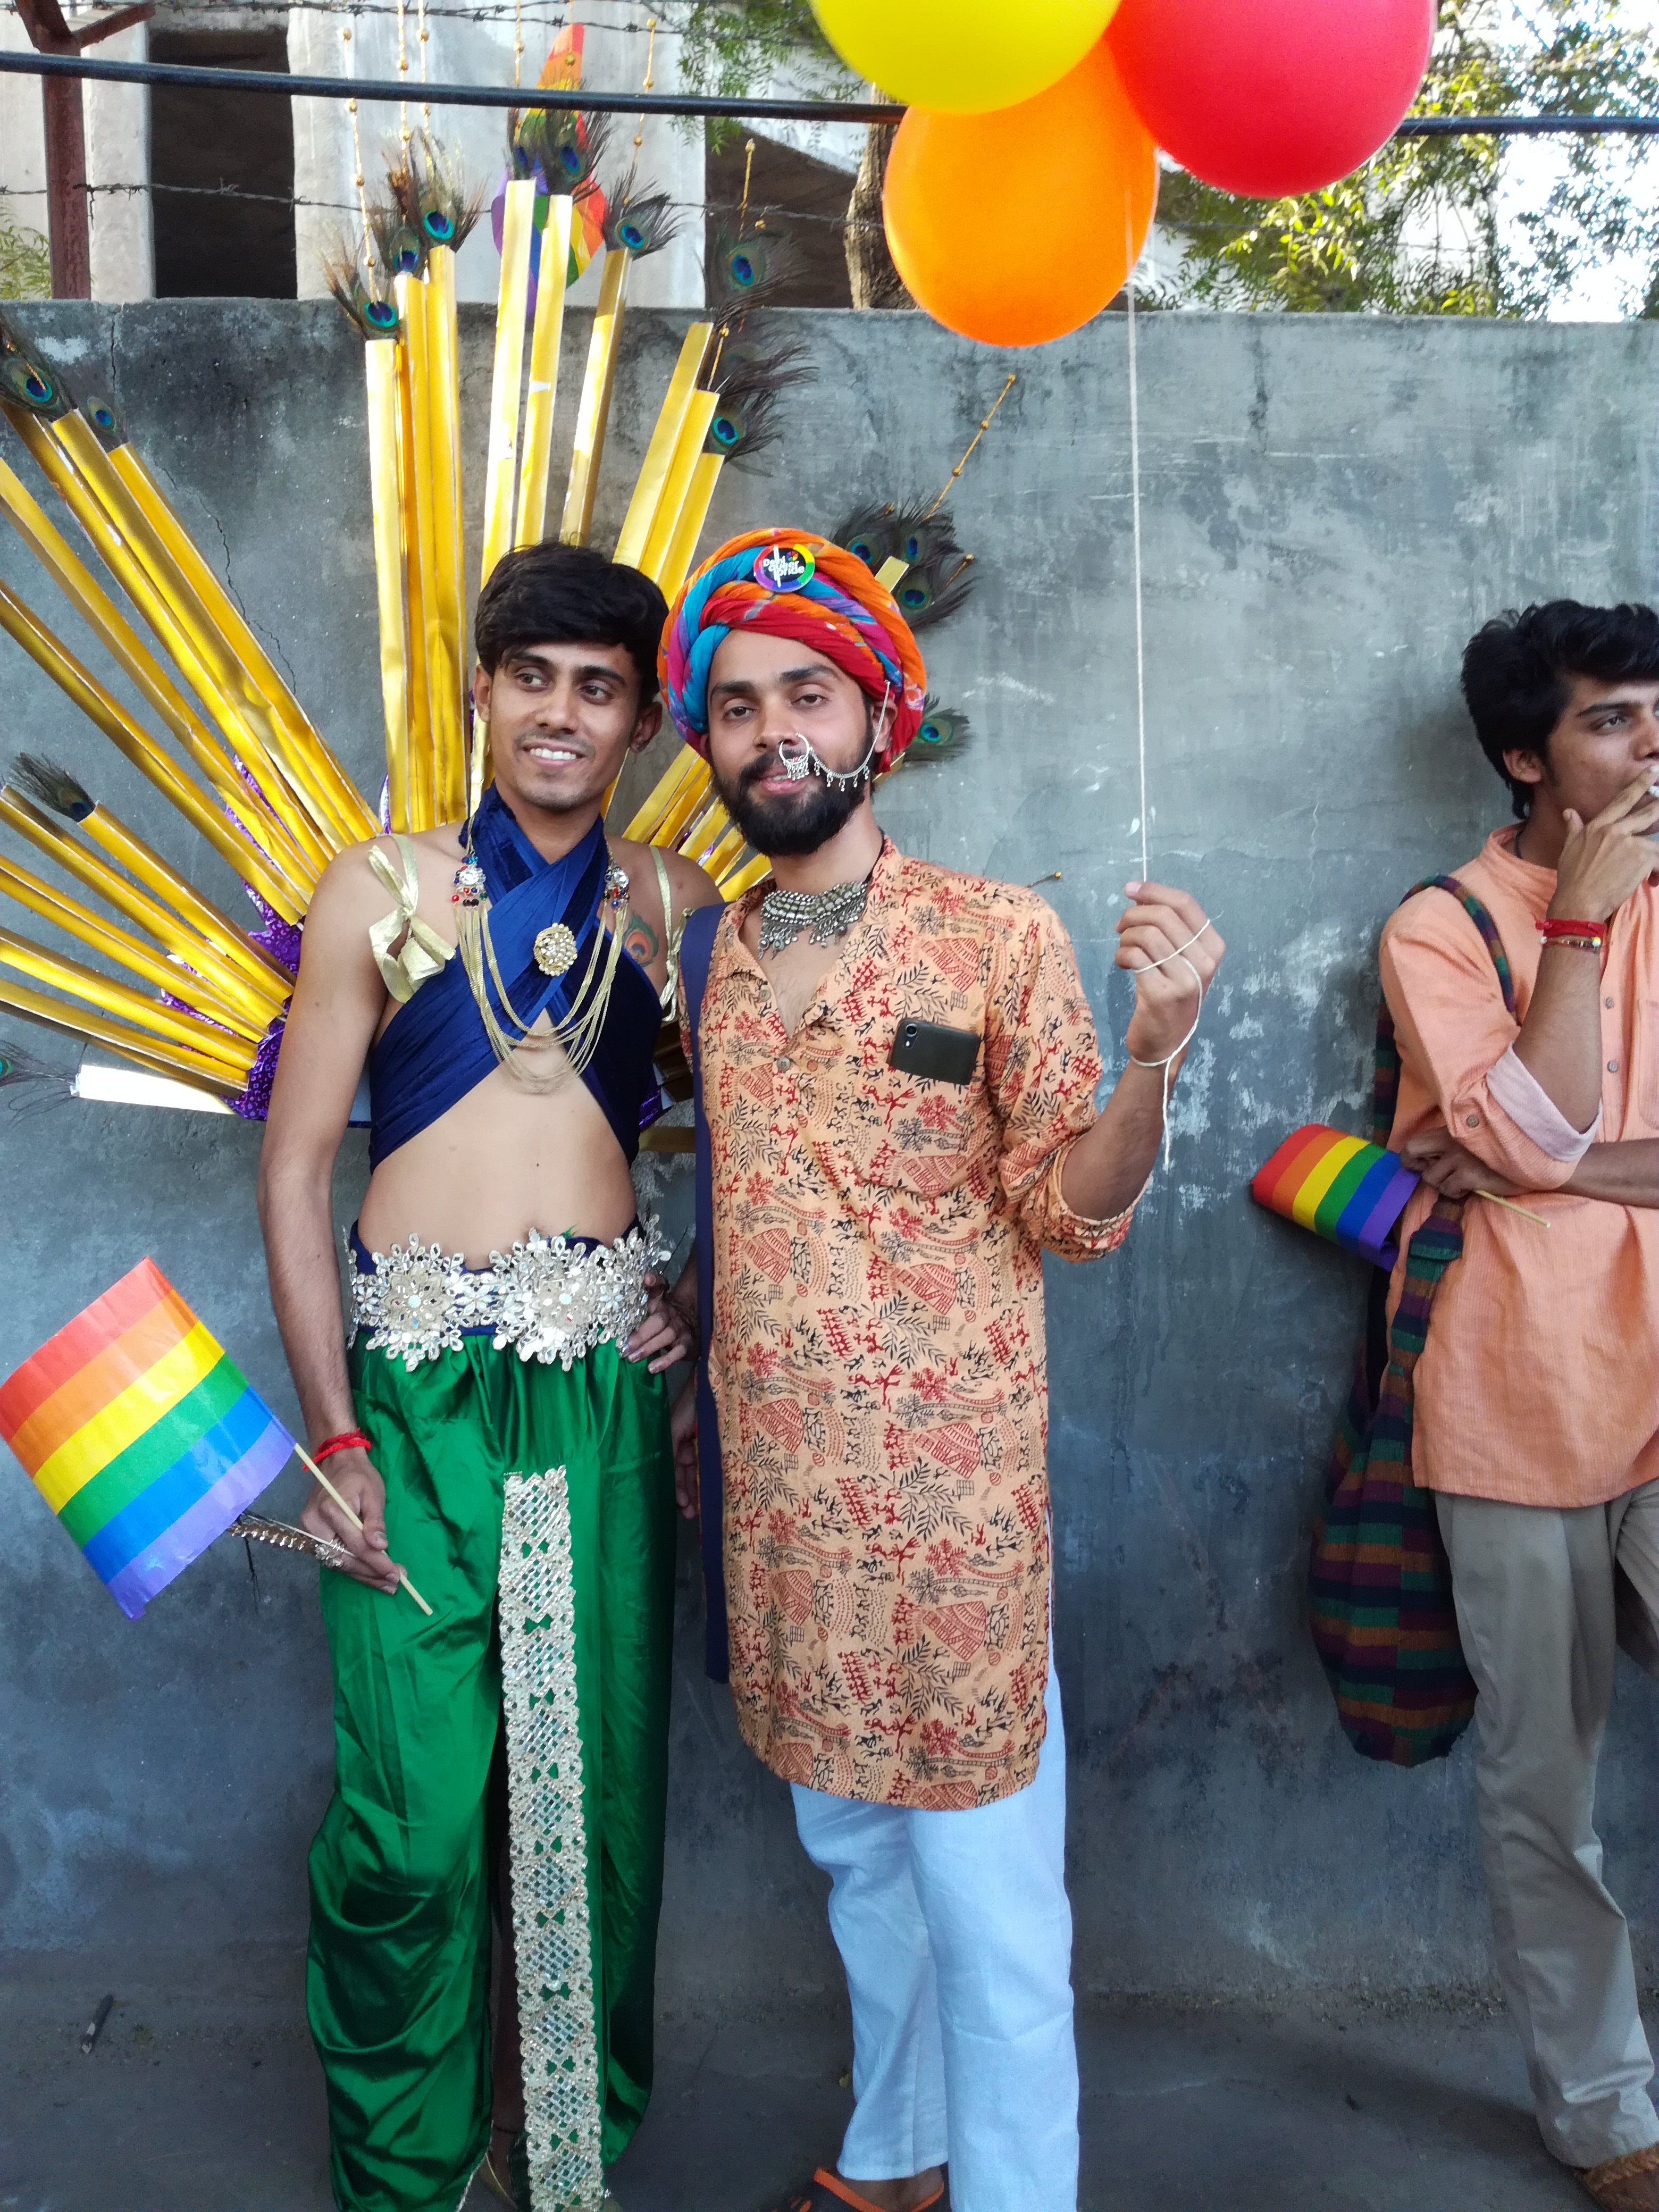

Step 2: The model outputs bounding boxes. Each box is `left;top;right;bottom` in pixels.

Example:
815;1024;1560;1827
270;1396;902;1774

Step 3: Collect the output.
709;750;867;858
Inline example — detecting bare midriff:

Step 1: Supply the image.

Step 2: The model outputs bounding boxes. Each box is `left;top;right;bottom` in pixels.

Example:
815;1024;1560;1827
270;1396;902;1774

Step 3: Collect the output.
355;1030;640;1265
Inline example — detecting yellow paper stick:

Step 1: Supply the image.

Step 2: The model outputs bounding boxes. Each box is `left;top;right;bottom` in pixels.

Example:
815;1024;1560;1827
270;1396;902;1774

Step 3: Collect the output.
653;761;715;852
657;449;724;605
0;852;265;1041
393;286;437;833
0;580;307;924
0;458;314;902
0;973;243;1093
105;443;376;845
623;741;705;843
43;413;353;859
698;823;745;881
423;248;468;823
559;248;630;549
514;196;575;550
295;1442;432;1614
875;554;907;592
365;339;412;836
2;420;329;883
613;321;713;571
481;177;537;583
639;390;718;584
719;850;772;898
28;795;291;1012
0;925;254;1077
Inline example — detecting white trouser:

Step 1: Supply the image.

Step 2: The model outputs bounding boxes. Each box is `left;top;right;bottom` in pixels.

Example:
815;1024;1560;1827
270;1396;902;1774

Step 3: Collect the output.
790;1667;1077;2212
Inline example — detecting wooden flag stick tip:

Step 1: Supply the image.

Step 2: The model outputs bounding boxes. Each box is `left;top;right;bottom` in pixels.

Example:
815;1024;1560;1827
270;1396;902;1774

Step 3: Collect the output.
295;1442;434;1614
1474;1187;1551;1228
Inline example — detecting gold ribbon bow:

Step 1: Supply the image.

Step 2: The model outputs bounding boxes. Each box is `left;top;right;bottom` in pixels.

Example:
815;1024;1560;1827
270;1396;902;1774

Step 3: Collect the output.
367;836;454;1004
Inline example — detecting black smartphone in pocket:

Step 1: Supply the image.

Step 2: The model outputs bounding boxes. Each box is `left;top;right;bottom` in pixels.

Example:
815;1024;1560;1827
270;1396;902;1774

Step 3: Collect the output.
889;1018;981;1086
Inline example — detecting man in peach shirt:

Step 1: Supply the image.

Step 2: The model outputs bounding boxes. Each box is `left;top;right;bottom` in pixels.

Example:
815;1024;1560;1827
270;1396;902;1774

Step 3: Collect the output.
1383;601;1659;2211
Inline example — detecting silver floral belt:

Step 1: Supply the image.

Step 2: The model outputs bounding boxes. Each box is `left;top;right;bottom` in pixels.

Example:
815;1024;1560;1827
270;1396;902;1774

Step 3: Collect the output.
347;1219;664;1373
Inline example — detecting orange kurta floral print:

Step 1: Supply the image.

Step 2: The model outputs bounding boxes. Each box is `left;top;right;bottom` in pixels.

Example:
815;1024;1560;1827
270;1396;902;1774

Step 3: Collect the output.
681;839;1134;1809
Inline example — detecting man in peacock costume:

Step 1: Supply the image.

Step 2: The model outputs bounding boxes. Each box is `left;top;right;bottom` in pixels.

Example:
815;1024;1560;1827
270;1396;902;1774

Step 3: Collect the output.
0;43;988;2207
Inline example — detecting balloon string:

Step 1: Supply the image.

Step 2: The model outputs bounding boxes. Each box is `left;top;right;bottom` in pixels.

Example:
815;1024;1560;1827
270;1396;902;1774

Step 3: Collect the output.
1126;207;1149;888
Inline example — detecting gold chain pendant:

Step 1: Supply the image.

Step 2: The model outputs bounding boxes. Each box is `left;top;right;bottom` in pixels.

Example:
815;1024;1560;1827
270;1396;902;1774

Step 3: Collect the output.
534;923;577;977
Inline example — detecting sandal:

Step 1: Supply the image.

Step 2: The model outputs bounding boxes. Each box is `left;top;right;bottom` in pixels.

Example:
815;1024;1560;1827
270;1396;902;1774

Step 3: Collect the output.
1577;2144;1659;2211
760;2172;944;2212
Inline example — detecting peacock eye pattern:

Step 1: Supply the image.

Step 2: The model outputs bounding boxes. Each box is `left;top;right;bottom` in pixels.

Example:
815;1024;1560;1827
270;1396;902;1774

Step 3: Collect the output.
1;355;58;412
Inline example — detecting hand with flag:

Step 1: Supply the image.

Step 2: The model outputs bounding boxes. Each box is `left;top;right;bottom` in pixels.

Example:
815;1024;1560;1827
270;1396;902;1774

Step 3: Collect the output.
0;1259;428;1618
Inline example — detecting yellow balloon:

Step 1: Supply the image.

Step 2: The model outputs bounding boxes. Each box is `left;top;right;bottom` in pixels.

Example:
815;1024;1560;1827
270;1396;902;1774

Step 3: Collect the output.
811;0;1121;113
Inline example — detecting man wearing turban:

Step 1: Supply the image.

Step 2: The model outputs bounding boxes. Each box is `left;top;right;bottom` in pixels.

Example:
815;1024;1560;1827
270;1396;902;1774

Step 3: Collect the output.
659;529;1225;2212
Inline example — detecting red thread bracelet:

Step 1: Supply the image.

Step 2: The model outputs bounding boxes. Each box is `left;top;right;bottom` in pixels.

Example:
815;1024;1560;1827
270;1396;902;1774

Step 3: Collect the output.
1539;917;1604;942
312;1428;372;1463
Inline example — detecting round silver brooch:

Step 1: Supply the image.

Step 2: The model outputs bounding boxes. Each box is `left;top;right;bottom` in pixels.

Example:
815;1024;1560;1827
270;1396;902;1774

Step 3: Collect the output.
533;923;577;977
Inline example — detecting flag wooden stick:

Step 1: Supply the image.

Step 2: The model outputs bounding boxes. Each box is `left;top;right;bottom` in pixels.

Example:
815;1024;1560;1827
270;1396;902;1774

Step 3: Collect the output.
295;1442;434;1614
1475;1188;1551;1227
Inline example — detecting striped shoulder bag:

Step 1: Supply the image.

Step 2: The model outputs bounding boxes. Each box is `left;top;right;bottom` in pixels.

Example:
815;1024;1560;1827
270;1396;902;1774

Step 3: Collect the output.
1307;875;1514;1766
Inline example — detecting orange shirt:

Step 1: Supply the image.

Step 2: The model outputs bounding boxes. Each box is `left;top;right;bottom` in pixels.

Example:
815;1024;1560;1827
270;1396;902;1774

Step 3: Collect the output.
681;839;1133;1808
1379;826;1659;1506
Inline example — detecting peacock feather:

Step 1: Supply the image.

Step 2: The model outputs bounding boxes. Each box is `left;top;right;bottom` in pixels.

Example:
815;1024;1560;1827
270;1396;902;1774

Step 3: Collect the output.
79;392;127;450
705;338;814;466
12;753;94;822
907;694;972;765
833;498;976;631
707;225;799;322
0;314;71;422
603;174;680;261
388;129;485;255
0;1032;70;1103
323;240;401;341
511;103;611;201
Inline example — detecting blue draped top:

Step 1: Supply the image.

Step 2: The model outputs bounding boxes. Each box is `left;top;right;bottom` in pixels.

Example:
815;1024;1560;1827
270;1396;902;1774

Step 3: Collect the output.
366;787;663;1170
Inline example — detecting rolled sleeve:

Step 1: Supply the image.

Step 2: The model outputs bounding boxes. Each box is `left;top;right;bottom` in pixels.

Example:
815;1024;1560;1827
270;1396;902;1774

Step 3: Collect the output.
1379;907;1581;1192
987;901;1138;1259
1487;1045;1601;1163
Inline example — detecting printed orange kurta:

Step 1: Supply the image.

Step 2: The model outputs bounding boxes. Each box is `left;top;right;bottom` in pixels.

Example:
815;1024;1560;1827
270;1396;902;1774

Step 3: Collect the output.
1380;826;1659;1507
681;840;1132;1809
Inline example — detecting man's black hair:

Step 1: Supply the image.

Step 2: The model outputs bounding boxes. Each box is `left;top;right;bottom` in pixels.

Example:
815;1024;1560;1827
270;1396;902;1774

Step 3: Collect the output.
474;541;668;702
1461;600;1659;819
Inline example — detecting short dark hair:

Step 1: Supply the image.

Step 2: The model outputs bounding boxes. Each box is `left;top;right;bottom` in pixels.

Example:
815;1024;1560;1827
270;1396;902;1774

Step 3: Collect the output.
1460;600;1659;819
474;541;667;701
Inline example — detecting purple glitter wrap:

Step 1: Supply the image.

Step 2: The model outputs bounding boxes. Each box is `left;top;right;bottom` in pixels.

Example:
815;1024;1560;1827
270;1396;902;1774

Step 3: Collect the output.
231;1015;287;1121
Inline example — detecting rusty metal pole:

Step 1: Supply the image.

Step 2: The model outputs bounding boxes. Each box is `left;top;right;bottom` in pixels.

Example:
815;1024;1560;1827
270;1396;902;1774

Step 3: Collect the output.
14;0;155;300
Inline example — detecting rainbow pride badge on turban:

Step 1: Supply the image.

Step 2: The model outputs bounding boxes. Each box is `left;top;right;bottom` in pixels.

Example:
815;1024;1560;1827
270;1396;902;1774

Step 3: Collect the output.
753;541;816;593
1251;1125;1420;1271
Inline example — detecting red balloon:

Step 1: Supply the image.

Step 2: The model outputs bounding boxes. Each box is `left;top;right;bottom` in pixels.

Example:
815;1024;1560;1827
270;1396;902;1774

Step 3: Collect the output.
1108;0;1435;199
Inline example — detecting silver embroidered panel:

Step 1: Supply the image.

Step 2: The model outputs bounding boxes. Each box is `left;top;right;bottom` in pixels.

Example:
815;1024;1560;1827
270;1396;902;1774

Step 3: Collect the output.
347;1219;664;1372
500;1468;605;2212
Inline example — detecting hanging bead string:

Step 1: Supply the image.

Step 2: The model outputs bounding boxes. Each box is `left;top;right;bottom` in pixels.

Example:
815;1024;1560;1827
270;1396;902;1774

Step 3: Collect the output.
341;21;371;246
924;371;1015;522
396;0;410;147
513;0;523;83
418;0;431;125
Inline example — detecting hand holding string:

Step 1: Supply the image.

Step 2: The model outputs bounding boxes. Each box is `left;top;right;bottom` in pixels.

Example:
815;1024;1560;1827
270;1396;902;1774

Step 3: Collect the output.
1117;881;1225;1167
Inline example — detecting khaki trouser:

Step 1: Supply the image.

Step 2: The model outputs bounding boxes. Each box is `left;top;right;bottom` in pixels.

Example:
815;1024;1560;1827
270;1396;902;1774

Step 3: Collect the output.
1437;1481;1659;2168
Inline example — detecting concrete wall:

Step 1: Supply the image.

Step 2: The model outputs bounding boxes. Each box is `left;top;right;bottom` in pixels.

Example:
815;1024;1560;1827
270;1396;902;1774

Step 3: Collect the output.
2;301;1657;2015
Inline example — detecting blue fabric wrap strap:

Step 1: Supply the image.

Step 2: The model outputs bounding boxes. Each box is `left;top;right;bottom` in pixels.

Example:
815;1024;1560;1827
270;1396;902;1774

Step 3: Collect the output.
681;896;728;1684
366;786;662;1170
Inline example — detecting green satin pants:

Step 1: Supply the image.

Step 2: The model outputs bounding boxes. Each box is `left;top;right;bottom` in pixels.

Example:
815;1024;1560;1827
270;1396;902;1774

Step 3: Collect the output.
307;1335;674;2212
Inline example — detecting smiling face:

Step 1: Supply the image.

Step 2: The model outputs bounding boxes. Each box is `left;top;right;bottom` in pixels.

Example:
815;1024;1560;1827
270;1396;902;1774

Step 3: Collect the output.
1504;673;1659;827
472;639;660;819
702;629;889;857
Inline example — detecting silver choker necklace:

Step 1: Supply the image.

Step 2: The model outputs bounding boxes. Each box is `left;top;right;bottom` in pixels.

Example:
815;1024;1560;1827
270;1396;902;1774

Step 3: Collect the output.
758;874;872;955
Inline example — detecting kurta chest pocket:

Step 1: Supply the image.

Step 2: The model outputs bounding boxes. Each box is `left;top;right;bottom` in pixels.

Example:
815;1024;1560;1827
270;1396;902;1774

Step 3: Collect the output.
839;1034;987;1195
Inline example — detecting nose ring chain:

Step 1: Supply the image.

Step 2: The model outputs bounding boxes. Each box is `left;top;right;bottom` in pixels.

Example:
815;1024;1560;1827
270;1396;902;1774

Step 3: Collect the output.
770;685;891;793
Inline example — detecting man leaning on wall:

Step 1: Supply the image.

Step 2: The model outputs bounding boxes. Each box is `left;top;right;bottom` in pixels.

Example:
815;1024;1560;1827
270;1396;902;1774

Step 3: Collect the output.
1384;601;1659;2211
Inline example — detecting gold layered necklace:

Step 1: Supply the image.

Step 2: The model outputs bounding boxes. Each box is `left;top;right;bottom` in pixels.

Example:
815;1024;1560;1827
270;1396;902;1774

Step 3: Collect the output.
453;823;633;1089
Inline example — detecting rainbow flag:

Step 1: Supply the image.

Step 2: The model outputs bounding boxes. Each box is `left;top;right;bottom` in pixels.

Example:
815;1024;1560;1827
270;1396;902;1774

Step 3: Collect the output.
0;1259;292;1619
1251;1125;1419;1271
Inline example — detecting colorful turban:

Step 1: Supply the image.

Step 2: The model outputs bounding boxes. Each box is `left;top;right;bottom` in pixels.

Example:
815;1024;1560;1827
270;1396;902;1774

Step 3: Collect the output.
660;527;928;765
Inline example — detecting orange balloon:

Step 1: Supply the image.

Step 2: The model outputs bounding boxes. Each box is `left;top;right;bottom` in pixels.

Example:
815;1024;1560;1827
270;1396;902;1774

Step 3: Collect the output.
883;38;1158;349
